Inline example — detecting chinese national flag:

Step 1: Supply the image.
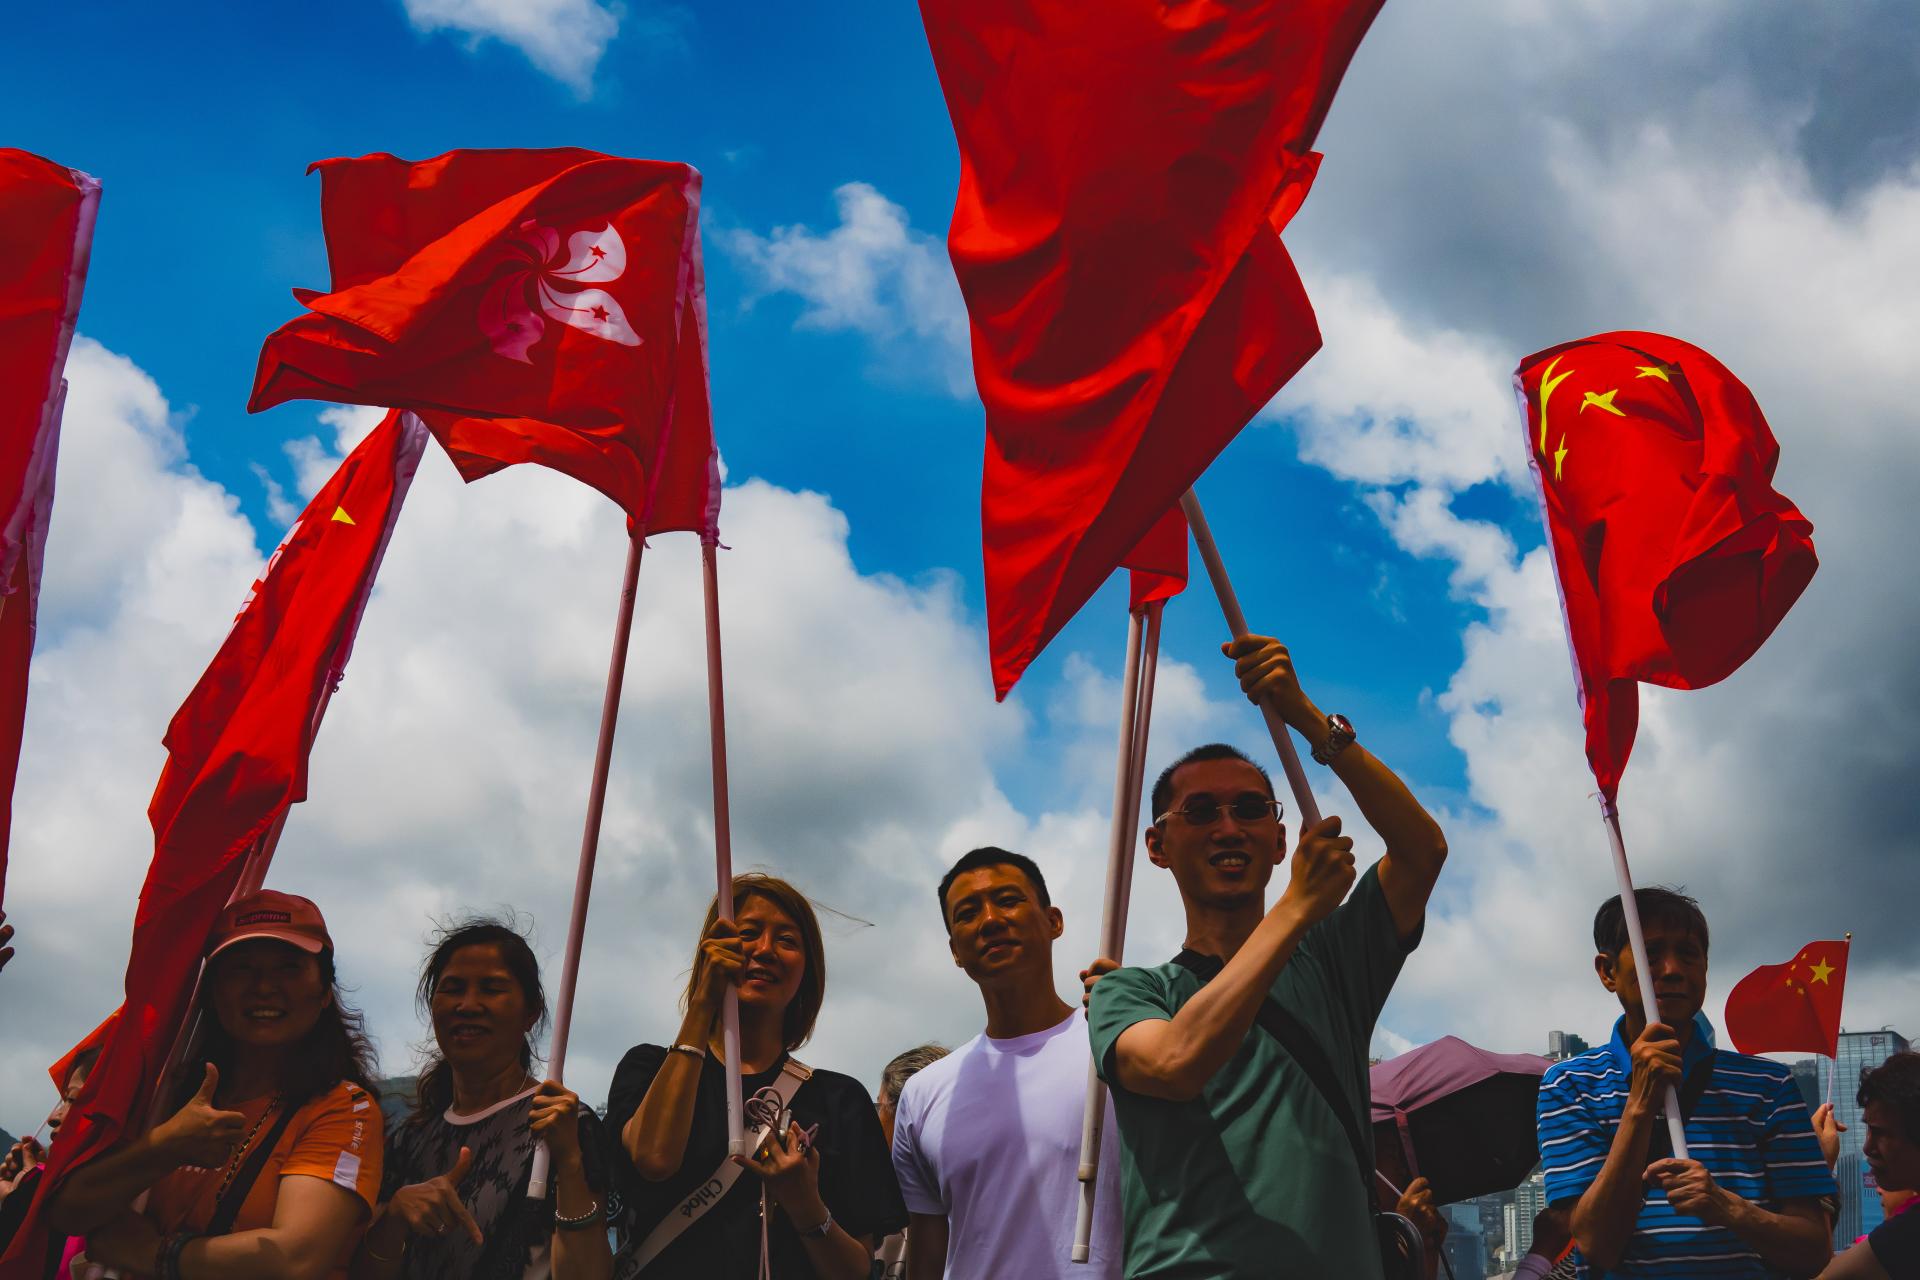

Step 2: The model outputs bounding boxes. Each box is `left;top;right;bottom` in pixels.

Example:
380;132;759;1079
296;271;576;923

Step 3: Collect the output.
1725;939;1850;1057
1514;332;1818;800
0;412;426;1277
920;0;1384;696
0;149;98;905
251;148;718;537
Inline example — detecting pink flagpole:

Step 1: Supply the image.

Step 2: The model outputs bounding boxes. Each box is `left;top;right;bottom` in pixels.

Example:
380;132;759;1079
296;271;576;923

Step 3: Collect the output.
703;539;746;1157
529;530;645;1198
1598;796;1689;1159
1072;600;1162;1262
1178;490;1321;826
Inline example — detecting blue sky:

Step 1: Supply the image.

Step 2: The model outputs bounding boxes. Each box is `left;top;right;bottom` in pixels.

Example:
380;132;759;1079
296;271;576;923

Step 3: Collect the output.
6;0;1916;1132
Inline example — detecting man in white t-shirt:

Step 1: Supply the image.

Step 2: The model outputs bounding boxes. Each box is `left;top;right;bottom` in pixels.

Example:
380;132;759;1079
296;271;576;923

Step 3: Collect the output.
890;846;1122;1279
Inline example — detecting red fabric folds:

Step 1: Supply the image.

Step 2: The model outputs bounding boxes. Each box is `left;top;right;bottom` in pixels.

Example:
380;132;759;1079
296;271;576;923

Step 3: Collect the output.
1515;332;1818;800
251;148;718;537
919;0;1385;695
1724;940;1849;1058
0;149;98;903
0;412;426;1277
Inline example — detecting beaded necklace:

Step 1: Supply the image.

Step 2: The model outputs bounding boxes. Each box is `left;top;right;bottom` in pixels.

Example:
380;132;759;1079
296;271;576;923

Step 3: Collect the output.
212;1095;283;1204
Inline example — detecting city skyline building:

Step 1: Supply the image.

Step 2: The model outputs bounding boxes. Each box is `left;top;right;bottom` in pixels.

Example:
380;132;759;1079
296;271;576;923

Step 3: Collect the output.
1444;1201;1489;1280
1829;1027;1911;1245
1547;1030;1591;1061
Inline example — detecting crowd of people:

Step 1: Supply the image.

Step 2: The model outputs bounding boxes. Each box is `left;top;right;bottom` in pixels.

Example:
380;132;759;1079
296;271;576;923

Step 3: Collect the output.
1;635;1916;1279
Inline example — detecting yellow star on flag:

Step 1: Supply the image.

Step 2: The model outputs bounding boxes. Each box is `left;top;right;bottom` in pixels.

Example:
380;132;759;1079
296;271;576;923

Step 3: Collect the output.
1581;388;1626;416
331;506;356;525
1810;958;1834;984
1553;435;1569;481
1635;365;1671;381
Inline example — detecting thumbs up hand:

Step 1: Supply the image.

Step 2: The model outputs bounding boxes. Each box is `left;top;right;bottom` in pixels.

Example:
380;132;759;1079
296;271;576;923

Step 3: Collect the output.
388;1146;484;1245
155;1063;250;1166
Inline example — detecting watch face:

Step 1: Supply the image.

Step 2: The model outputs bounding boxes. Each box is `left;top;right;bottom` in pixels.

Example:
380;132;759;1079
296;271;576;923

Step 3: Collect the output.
1329;714;1355;737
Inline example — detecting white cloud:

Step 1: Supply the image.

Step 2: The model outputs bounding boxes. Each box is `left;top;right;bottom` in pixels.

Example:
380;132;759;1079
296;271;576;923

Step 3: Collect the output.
720;182;974;397
401;0;623;95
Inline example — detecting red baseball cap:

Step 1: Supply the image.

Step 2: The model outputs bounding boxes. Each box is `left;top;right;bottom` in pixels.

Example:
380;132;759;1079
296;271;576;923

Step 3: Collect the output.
206;890;333;959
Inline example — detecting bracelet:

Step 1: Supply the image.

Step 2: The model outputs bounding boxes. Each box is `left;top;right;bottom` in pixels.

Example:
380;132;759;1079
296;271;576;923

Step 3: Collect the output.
364;1231;408;1262
669;1042;707;1060
794;1209;834;1239
554;1198;605;1231
158;1231;198;1280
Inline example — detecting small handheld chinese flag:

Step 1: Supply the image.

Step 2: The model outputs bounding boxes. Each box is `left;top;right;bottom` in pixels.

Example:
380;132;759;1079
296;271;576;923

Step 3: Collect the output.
252;148;718;536
1514;332;1818;800
920;0;1384;696
1725;939;1850;1057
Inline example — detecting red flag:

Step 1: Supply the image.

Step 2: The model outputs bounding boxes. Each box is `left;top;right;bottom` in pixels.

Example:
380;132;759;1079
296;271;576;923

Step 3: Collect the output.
0;150;99;904
0;412;425;1276
1725;939;1849;1057
251;148;718;537
919;0;1384;696
1127;510;1190;612
1514;332;1818;800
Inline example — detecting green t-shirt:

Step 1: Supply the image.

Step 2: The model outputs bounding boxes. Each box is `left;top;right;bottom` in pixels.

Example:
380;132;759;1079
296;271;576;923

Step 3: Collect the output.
1088;863;1417;1280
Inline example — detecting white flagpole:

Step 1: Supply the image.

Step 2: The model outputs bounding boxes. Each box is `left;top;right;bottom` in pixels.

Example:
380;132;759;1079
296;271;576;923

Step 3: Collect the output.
1072;604;1151;1262
1178;490;1321;826
1598;795;1689;1159
702;539;746;1157
529;530;645;1198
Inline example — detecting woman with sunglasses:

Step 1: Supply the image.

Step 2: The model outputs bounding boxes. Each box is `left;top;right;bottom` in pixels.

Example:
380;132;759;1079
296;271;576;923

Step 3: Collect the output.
50;891;384;1280
606;874;905;1279
354;916;611;1280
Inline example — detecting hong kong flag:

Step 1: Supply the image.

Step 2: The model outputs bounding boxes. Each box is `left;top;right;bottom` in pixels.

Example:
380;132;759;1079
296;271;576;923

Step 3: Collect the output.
1515;332;1818;800
0;412;426;1278
1725;939;1849;1057
0;149;98;905
920;0;1384;696
252;148;718;536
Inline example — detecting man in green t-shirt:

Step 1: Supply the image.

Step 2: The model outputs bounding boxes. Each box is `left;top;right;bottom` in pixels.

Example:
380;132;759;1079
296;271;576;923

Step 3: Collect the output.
1086;633;1447;1279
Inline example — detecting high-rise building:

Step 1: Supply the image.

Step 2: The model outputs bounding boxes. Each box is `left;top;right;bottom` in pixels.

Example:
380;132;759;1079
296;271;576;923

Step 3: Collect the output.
1443;1202;1488;1280
1547;1030;1591;1061
1509;1170;1549;1259
1790;1058;1822;1112
1830;1028;1911;1245
1503;1203;1521;1265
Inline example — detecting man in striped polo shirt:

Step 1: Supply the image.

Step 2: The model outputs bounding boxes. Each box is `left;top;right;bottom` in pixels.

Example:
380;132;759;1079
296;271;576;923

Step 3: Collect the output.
1536;888;1836;1278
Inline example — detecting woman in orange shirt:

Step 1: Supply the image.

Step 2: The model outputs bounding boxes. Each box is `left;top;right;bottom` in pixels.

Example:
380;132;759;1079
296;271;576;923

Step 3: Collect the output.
50;890;384;1280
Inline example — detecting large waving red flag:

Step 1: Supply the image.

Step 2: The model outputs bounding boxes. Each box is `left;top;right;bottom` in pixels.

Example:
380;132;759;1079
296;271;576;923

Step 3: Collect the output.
919;0;1384;696
0;412;425;1277
0;150;99;904
1724;938;1849;1058
1515;332;1818;800
252;148;718;536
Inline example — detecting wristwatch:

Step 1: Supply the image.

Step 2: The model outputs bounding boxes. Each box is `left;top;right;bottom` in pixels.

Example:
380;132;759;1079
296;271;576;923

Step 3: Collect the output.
1310;714;1356;765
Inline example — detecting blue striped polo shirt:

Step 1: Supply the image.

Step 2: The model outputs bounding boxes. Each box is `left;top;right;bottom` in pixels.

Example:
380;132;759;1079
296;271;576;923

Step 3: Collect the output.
1536;1014;1836;1278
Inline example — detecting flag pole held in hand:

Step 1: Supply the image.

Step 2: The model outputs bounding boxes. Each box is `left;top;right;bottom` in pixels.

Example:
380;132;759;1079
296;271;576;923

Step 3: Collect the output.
530;530;646;1200
1072;601;1162;1262
1179;489;1321;826
1598;796;1689;1160
702;538;746;1157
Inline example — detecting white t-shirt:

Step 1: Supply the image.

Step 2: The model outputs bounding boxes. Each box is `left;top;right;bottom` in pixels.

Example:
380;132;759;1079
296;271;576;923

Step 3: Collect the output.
890;1007;1122;1279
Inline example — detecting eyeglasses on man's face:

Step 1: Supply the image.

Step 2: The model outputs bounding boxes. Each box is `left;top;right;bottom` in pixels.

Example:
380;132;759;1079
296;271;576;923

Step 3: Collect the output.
1155;793;1284;826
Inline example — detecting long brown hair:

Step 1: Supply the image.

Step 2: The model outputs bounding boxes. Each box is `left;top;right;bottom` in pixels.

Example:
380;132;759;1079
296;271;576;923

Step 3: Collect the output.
681;874;826;1051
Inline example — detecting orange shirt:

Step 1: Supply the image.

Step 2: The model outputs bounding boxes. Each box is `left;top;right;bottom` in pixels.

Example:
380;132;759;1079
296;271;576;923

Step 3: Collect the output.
145;1081;384;1279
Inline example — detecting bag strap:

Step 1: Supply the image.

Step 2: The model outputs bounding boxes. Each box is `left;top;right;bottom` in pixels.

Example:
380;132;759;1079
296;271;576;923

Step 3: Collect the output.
627;1057;811;1275
205;1102;299;1237
1170;951;1376;1202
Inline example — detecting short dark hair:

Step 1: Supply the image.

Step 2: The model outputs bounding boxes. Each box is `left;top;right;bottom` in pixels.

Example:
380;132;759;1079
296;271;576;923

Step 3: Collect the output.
1860;1051;1920;1146
938;846;1051;927
1592;887;1710;959
1150;743;1273;821
879;1043;949;1108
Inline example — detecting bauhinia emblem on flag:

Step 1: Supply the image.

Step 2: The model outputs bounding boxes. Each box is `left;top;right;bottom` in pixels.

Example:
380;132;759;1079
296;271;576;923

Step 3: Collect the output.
0;412;426;1275
1514;331;1819;799
0;149;99;905
251;148;718;536
1725;939;1850;1057
919;0;1385;696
